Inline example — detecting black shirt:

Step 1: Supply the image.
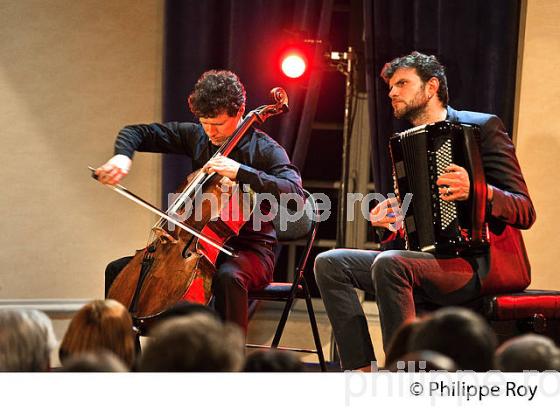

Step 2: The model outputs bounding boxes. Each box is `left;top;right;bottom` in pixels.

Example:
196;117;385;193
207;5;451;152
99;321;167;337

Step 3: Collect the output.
114;121;304;248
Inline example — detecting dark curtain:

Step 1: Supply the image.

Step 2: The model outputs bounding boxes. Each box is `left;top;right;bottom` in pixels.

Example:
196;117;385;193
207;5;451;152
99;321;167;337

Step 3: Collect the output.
162;0;326;201
363;0;521;196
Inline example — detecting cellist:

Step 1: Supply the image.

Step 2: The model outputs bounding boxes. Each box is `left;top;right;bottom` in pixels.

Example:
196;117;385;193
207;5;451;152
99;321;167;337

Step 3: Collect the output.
95;70;304;333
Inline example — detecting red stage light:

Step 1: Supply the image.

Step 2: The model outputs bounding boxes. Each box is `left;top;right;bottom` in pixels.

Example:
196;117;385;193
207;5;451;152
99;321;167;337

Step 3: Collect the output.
281;53;307;79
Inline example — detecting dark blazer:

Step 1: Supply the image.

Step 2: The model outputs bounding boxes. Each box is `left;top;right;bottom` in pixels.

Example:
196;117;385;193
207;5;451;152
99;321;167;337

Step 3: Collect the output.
446;107;536;294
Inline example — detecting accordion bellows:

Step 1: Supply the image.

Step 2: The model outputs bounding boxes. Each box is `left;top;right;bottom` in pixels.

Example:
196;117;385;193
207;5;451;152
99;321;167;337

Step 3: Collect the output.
389;121;489;256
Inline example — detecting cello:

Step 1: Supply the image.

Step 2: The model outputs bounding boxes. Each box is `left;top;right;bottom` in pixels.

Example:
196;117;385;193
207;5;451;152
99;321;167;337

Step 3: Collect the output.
93;87;289;328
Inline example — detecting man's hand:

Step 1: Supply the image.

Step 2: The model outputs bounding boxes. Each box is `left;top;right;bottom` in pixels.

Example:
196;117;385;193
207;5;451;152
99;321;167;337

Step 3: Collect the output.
436;163;470;202
202;154;240;180
95;154;132;185
370;197;404;232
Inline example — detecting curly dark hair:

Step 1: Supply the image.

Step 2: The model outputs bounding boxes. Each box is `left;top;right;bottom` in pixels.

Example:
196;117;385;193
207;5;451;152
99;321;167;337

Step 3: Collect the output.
188;70;246;117
380;51;449;106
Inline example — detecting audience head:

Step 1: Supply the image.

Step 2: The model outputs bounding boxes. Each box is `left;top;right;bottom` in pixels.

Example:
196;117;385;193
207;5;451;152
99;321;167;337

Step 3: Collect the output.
157;301;219;321
0;309;55;371
408;307;497;371
243;349;304;372
384;318;423;368
60;350;129;372
59;299;135;369
386;350;458;372
138;312;244;372
495;334;560;372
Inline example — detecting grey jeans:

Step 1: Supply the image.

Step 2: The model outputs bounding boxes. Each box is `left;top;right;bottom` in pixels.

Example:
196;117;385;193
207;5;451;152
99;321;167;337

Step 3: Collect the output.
314;248;481;370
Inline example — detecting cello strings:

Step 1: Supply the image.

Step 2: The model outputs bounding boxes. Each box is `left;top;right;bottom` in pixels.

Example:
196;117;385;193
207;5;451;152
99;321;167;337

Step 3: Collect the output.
150;111;250;234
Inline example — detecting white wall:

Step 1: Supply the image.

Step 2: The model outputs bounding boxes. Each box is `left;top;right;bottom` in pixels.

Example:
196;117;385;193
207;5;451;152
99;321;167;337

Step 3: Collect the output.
0;1;163;299
516;0;560;290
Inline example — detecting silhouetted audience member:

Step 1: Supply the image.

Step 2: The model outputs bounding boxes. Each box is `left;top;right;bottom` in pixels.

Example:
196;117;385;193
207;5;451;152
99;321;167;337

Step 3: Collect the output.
60;350;128;372
243;349;304;372
0;309;55;371
385;350;458;372
26;309;58;356
407;307;497;371
134;301;220;335
138;312;244;372
495;334;560;372
59;299;135;369
383;318;423;368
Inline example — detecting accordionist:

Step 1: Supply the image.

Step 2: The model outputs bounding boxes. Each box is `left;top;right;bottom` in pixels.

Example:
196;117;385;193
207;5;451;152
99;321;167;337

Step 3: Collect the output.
312;51;535;371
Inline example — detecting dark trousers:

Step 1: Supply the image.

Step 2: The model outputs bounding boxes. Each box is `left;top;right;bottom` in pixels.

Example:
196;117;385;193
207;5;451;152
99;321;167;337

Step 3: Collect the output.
105;244;275;333
313;248;481;370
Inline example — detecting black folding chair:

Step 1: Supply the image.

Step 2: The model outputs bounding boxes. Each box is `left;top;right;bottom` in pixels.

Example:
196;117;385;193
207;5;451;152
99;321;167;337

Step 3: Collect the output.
246;189;327;371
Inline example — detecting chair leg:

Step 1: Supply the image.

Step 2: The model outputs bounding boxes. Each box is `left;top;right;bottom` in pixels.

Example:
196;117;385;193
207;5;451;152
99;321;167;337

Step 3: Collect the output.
270;295;297;348
248;299;260;320
134;333;142;356
302;280;327;371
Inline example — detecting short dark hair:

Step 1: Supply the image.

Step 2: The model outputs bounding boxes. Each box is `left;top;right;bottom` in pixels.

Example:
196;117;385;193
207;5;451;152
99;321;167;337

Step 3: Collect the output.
384;318;423;367
188;70;246;117
243;349;304;372
408;307;497;371
380;51;449;106
138;313;244;372
60;350;128;372
385;350;458;372
495;334;560;372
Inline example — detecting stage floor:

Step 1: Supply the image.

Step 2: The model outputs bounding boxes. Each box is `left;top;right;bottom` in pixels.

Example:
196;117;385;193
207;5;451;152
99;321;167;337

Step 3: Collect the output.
247;299;385;369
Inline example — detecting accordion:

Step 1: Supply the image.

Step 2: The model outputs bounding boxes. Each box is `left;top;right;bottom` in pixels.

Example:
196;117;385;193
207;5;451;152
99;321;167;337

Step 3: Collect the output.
389;121;489;256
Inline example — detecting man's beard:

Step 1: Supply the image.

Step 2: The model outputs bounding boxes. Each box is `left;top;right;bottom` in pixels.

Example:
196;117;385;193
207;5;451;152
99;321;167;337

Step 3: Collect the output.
393;90;430;123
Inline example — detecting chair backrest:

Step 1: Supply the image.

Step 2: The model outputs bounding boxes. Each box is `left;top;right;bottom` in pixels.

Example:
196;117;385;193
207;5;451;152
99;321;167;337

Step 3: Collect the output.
272;189;319;282
272;190;318;242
